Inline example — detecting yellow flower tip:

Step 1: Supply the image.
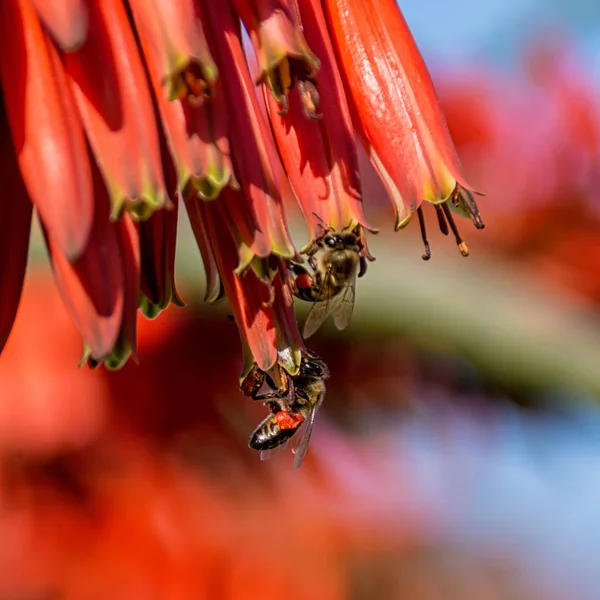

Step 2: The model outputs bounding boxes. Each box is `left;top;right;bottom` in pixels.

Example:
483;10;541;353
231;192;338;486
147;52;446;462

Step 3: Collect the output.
395;212;414;231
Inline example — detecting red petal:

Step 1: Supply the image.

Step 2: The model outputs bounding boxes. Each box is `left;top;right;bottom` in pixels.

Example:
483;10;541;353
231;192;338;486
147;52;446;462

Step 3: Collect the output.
128;0;218;104
264;0;374;243
47;163;124;361
0;105;33;354
0;0;94;261
182;191;223;304
323;0;478;224
29;0;88;51
134;7;234;199
199;0;297;261
63;0;167;219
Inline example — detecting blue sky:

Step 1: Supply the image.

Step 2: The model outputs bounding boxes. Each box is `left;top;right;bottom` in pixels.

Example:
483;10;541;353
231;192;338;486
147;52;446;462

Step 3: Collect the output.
401;0;600;76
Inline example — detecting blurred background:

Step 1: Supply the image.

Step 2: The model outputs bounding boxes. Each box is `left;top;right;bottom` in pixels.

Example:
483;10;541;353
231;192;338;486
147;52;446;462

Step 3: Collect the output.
2;0;600;598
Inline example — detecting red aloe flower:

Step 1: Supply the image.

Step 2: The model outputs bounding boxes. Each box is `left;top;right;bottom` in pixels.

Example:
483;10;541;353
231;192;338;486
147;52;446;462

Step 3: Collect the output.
322;0;484;257
231;0;321;113
0;0;491;384
198;0;298;271
138;143;184;319
130;0;235;201
29;0;88;51
0;102;33;355
45;161;140;370
62;0;168;219
0;0;94;262
255;0;375;251
185;190;304;378
127;0;219;105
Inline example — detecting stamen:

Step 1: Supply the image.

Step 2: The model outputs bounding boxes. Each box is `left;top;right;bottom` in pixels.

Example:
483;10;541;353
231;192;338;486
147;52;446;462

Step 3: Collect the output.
441;203;469;257
182;64;211;106
277;93;289;116
435;205;450;236
453;187;485;230
298;80;322;120
417;206;431;261
262;282;276;307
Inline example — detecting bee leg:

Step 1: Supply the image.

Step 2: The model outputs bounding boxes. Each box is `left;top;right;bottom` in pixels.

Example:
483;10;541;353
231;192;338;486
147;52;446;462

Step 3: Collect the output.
251;390;286;401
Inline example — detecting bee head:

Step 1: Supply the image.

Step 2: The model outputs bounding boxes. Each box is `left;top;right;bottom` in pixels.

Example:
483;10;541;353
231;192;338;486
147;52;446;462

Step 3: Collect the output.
300;356;330;379
322;232;359;251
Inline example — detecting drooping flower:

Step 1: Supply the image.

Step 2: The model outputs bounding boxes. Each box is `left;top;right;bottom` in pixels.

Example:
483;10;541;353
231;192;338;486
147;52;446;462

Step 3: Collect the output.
0;0;485;379
184;187;305;382
245;0;376;256
231;0;321;114
322;0;484;258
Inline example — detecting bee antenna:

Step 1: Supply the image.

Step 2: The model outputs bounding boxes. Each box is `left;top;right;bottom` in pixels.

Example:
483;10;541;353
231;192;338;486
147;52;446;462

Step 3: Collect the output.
311;212;331;230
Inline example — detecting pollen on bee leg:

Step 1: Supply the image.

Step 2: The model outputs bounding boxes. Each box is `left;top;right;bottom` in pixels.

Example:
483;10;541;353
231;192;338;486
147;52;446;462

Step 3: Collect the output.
441;203;470;257
417;206;431;261
275;410;305;430
298;80;322;120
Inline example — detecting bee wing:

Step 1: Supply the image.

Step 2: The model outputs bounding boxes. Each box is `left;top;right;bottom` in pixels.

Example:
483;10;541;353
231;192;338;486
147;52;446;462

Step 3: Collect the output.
291;391;325;471
302;265;334;339
260;441;290;462
331;273;356;331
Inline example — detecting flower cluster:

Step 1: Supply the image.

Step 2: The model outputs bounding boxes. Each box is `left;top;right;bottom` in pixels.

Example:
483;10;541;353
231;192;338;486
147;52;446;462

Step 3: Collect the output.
0;0;483;381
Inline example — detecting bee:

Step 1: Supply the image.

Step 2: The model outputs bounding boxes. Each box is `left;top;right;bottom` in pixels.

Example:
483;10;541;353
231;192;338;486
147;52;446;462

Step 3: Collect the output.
244;352;330;470
290;222;368;338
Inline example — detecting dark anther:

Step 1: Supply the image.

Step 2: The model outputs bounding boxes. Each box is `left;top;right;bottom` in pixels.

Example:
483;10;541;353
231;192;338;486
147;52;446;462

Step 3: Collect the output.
417;206;431;261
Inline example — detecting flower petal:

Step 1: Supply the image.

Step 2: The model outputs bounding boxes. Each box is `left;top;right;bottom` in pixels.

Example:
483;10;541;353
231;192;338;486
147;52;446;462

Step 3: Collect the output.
199;0;298;263
139;143;184;316
263;0;375;246
29;0;88;51
231;0;320;109
46;162;124;362
0;0;94;261
183;191;223;304
134;6;234;200
323;0;479;222
0;102;33;355
128;0;218;104
63;0;168;220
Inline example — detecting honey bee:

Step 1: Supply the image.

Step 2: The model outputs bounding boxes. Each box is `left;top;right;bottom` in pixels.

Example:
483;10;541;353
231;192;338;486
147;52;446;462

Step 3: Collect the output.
244;352;330;470
291;222;368;338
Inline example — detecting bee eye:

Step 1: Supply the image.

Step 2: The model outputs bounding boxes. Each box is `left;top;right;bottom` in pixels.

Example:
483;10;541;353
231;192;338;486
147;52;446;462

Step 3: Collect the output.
325;236;336;247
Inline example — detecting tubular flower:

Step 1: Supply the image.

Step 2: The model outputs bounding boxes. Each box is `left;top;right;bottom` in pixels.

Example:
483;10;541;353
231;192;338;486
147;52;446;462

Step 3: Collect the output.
198;0;298;273
62;0;168;220
129;0;235;200
322;0;484;258
185;192;304;380
255;0;375;253
127;0;218;105
138;143;184;320
0;101;33;355
231;0;321;114
0;0;485;386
